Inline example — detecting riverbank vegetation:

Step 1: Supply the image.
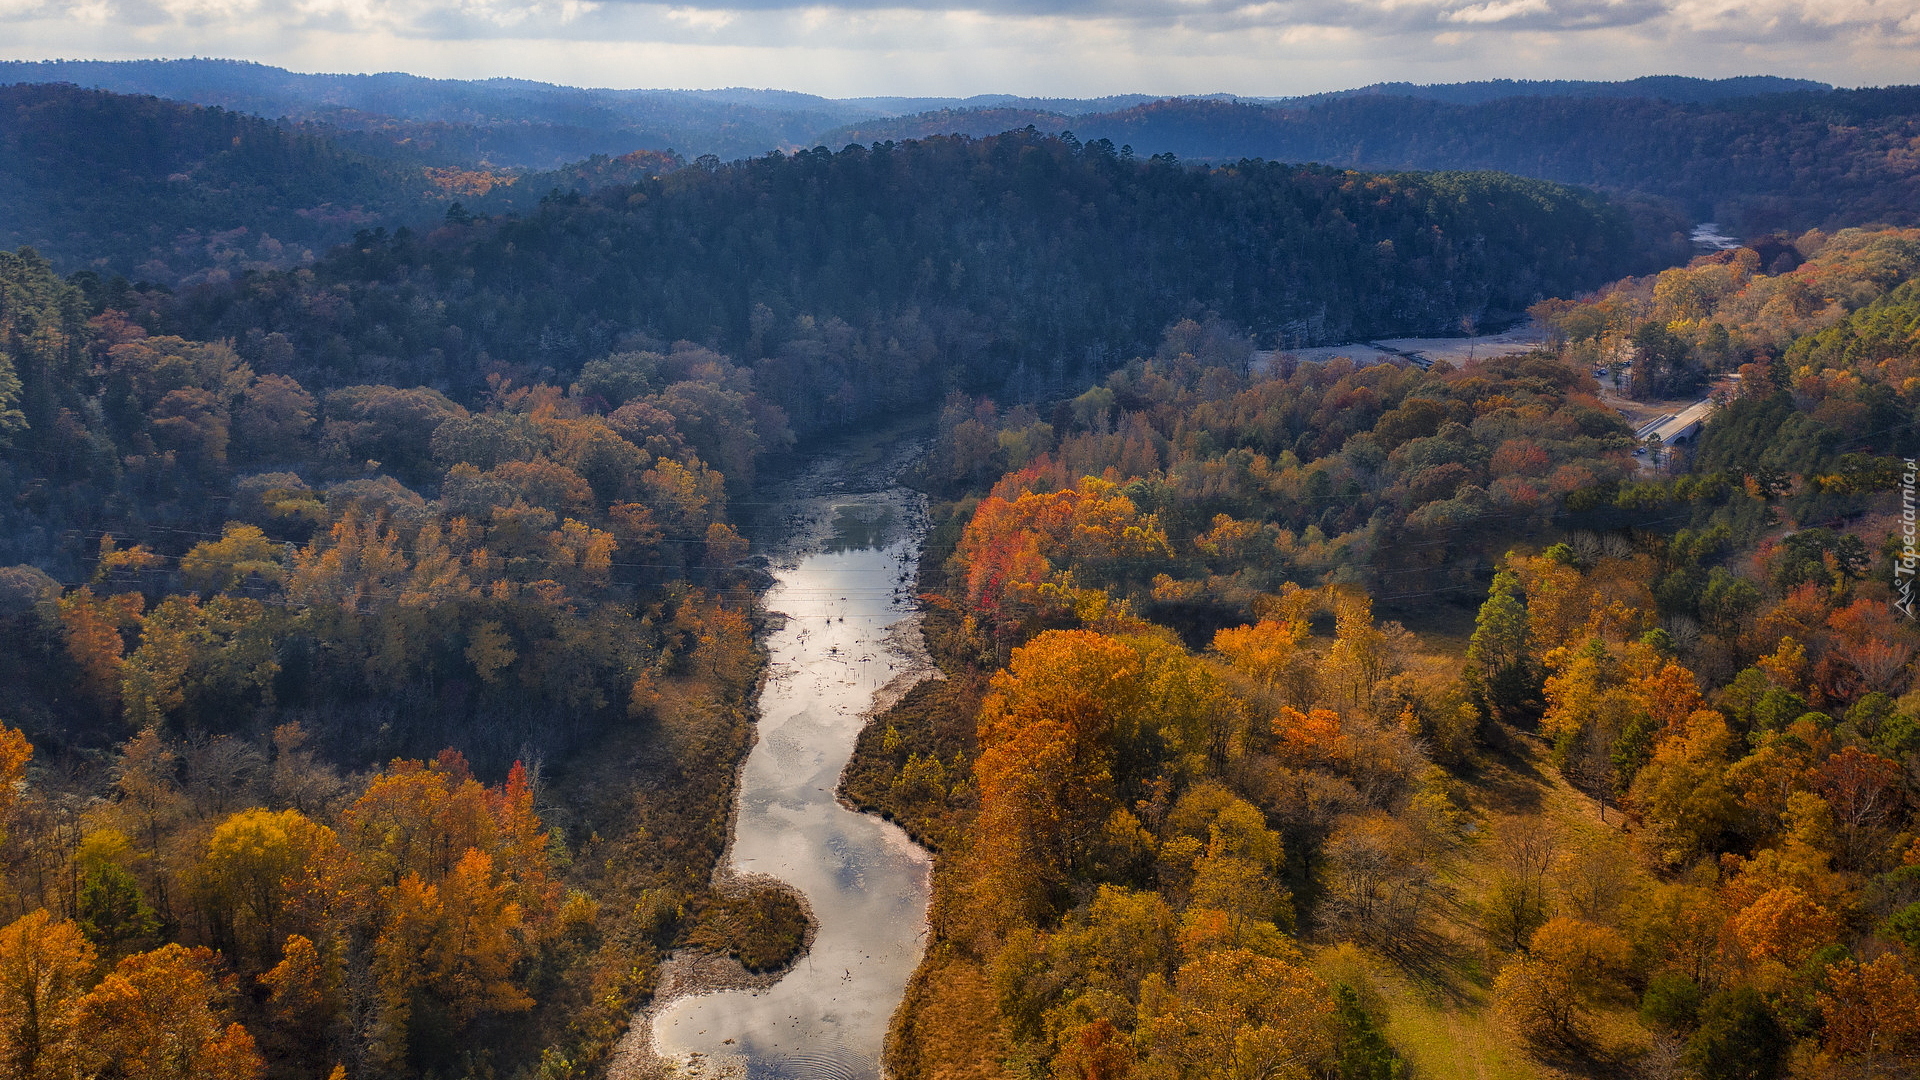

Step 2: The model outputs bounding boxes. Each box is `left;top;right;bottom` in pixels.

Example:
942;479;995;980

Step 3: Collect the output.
856;228;1920;1080
0;245;777;1077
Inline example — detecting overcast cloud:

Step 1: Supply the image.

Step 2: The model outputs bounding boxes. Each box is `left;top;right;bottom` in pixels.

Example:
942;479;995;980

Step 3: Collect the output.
0;0;1913;96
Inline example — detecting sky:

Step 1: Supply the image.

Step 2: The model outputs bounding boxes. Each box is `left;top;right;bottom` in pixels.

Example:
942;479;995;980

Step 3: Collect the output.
0;0;1914;97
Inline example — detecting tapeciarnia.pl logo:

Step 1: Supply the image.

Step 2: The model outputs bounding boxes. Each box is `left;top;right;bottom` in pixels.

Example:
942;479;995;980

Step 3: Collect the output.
1899;458;1918;620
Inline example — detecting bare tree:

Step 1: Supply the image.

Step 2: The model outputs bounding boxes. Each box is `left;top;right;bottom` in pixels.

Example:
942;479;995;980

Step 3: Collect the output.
1483;815;1558;951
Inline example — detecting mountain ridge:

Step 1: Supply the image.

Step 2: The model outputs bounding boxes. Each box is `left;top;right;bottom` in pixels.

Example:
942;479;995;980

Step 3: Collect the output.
0;59;1847;168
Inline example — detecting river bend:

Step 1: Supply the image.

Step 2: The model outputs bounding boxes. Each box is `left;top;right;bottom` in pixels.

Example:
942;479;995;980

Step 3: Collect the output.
650;485;935;1080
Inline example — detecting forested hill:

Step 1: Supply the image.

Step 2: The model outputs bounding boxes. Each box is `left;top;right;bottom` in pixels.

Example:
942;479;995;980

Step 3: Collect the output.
864;227;1920;1080
0;61;1836;160
821;87;1920;236
0;83;436;282
1293;74;1831;105
8;67;1905;271
0;59;869;167
150;132;1675;440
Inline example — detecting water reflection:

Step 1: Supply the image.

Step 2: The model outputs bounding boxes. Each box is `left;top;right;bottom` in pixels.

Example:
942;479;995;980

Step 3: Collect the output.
822;503;895;553
651;496;932;1080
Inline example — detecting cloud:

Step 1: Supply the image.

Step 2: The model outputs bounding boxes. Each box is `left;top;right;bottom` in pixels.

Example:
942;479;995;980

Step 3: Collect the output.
0;0;1913;95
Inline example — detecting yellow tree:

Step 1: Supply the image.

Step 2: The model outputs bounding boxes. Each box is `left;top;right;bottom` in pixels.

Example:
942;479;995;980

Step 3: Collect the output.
433;849;532;1024
198;808;351;965
1724;718;1830;842
0;724;29;827
120;596;279;730
1531;916;1632;995
639;458;724;538
93;536;167;588
1322;588;1392;715
1622;882;1725;987
108;728;187;911
1134;636;1247;771
551;518;617;589
258;934;341;1063
1538;637;1705;804
702;521;748;568
1730;885;1841;993
0;910;96;1080
1043;886;1177;1000
55;588;143;710
1212;617;1310;703
1817;953;1920;1067
1136;945;1334;1080
341;753;494;886
368;872;439;1071
118;598;200;729
178;524;286;596
1508;551;1591;655
971;631;1143;927
1628;710;1741;865
1162;784;1290;942
464;621;516;685
398;522;477;608
286;508;411;612
71;943;263;1080
971;714;1087;929
1494;917;1630;1049
370;851;531;1070
259;935;334;1020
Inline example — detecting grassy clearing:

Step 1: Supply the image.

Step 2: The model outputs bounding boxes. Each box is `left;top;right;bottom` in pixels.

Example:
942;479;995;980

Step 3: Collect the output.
1312;725;1654;1080
1316;941;1539;1080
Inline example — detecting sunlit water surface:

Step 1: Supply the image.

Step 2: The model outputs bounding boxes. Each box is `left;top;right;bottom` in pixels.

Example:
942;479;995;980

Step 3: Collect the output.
651;499;932;1079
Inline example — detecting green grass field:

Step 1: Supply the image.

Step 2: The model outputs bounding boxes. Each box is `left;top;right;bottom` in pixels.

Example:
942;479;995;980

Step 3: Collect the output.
1311;725;1656;1080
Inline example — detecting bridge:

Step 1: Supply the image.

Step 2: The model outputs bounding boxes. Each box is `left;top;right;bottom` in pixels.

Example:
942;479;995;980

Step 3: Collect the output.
1635;397;1717;448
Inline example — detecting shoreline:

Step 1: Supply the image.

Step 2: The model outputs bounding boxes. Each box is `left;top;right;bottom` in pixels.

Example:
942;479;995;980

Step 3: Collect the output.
611;426;937;1080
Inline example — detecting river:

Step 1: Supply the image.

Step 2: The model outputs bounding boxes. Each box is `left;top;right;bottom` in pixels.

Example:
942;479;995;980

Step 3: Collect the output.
643;445;937;1079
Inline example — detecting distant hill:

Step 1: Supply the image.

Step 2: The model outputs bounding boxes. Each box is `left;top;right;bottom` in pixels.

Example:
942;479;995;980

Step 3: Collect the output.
0;59;867;167
0;60;1839;170
840;93;1202;116
823;108;1072;146
1288;74;1831;105
0;61;1255;168
819;88;1920;235
0;83;434;280
0;60;1175;168
3;63;1907;275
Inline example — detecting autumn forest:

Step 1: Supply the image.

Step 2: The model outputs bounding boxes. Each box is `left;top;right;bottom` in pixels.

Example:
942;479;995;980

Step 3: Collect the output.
0;72;1918;1080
